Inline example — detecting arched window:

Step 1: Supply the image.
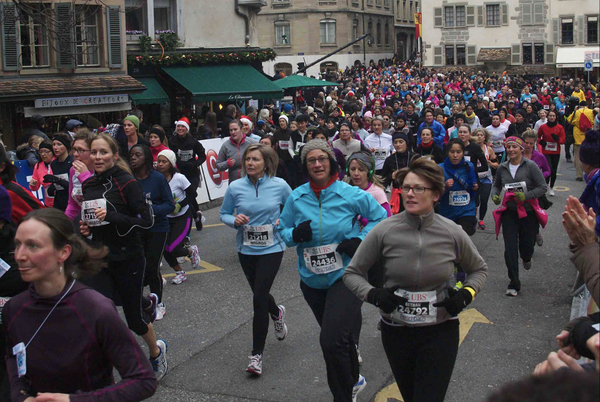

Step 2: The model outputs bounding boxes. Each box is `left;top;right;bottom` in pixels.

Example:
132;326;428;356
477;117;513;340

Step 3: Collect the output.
385;22;390;46
320;61;338;73
376;21;382;45
274;62;292;77
367;19;373;46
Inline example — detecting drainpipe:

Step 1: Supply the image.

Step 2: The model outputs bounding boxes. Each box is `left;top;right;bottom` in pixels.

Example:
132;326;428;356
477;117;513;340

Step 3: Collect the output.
235;0;250;46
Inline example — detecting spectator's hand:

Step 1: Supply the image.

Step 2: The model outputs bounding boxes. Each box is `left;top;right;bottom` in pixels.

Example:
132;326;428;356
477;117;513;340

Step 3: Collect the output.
533;350;584;376
446;179;454;187
29;178;38;188
292;220;313;243
72;160;88;174
79;221;90;237
587;333;600;371
556;330;580;359
234;214;250;227
562;196;597;248
492;195;501;205
515;192;526;202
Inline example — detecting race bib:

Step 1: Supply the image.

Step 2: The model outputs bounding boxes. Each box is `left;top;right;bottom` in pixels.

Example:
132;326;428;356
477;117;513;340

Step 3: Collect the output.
545;142;558;152
243;225;274;247
303;244;344;275
12;342;26;377
373;148;388;160
449;190;470;206
492;140;503;147
81;199;110;227
178;149;194;162
54;173;69;191
421;154;432;161
278;140;290;150
543;105;549;110
463;155;471;163
504;181;527;194
389;289;438;324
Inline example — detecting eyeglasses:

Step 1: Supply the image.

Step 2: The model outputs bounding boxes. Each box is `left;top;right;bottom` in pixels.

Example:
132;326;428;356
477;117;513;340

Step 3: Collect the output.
401;185;432;194
73;148;90;154
306;156;330;166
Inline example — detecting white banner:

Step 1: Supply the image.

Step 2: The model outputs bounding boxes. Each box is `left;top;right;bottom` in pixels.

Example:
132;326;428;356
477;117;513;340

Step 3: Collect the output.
199;138;230;201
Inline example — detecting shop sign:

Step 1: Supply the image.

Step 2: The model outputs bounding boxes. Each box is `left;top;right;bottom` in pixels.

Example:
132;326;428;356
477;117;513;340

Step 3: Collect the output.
228;94;253;100
35;94;129;109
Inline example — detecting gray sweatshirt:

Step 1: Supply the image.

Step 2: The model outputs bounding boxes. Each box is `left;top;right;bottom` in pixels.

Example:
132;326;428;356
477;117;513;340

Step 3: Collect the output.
343;209;488;327
216;136;258;183
491;157;548;211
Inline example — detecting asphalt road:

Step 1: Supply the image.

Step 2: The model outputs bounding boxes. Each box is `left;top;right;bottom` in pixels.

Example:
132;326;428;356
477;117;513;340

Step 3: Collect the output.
138;156;588;402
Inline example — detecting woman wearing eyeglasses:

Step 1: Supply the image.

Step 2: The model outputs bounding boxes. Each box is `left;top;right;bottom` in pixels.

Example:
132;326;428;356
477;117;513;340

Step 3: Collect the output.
278;139;387;402
344;157;488;402
65;130;96;222
29;142;55;208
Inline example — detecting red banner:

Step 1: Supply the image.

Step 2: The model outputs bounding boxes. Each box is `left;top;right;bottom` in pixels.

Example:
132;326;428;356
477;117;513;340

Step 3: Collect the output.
414;12;422;39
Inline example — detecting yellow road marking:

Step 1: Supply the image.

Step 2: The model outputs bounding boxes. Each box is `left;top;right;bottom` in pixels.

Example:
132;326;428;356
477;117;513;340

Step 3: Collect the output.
162;260;224;278
374;309;492;402
204;223;225;228
553;186;570;192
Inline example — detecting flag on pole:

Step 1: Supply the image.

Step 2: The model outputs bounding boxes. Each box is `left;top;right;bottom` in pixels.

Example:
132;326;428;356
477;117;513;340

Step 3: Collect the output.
414;12;422;39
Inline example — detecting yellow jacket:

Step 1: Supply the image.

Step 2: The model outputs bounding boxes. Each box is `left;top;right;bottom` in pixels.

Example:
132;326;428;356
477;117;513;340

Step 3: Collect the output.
571;89;586;103
568;107;594;145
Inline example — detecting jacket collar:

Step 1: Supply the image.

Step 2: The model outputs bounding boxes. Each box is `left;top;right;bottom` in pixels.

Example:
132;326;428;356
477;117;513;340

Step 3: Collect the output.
404;208;435;230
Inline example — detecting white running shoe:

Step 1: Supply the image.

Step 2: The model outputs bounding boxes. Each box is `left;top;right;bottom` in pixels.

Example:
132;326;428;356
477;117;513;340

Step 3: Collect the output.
176;256;186;265
156;303;166;321
150;339;168;381
246;354;263;375
506;289;518;297
272;305;288;341
172;271;187;285
352;374;367;402
549;187;555;196
189;245;201;270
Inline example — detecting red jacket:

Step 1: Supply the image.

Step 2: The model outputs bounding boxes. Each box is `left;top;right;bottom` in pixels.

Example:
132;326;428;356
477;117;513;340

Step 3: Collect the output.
537;123;566;155
0;178;45;223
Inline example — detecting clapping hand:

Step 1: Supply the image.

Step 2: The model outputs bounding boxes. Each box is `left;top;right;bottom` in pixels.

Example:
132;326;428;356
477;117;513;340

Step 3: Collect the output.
562;196;597;247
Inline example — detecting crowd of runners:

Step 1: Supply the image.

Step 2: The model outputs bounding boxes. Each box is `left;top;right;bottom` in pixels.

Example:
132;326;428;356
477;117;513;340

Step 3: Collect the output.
0;58;598;402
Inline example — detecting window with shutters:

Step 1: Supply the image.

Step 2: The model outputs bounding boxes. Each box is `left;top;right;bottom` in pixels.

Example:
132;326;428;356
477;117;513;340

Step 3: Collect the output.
444;6;466;28
433;46;443;65
444;6;454;27
561;18;573;44
75;7;99;66
125;0;147;33
455;6;466;27
106;6;122;67
320;19;336;44
445;45;454;65
587;16;598;44
522;43;544;65
434;7;443;27
486;5;500;26
522;44;532;64
534;44;544;64
275;21;290;46
19;4;50;68
154;0;176;33
456;45;466;65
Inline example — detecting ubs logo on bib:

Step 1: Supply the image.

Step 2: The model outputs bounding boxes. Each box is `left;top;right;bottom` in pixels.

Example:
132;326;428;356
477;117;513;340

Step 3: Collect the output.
206;149;223;187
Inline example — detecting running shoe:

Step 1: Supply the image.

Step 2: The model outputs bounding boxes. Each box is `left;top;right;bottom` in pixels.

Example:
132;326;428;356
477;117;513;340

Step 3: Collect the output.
576;177;583;182
176;256;187;265
172;271;187;285
272;305;288;341
548;187;555;196
150;339;168;381
506;289;518;297
162;276;167;288
535;232;544;247
523;259;533;271
156;303;166;321
477;220;486;230
189;245;201;270
356;345;363;365
352;375;367;402
144;293;158;323
246;354;263;375
195;211;204;231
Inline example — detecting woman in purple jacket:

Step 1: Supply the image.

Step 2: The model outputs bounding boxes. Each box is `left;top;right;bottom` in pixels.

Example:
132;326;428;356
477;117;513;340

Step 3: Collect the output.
4;209;157;402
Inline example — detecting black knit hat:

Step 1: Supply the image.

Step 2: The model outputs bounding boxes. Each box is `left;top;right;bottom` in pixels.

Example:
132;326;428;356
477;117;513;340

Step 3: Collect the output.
149;127;165;143
38;142;53;152
52;134;71;151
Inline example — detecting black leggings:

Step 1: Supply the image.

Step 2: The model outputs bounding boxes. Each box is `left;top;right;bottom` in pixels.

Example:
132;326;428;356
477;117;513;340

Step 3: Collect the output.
238;252;284;355
501;209;538;291
301;280;362;402
544;154;560;188
381;319;459;402
454;215;477;236
187;175;200;217
476;182;492;221
142;231;168;302
83;256;151;336
164;210;192;268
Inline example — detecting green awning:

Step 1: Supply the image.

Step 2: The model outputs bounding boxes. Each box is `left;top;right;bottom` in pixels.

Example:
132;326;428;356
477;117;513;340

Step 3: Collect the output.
162;64;283;102
274;75;338;89
130;78;169;105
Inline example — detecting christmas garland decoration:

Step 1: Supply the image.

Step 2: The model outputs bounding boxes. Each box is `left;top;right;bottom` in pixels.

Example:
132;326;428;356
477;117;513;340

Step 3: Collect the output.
128;49;277;67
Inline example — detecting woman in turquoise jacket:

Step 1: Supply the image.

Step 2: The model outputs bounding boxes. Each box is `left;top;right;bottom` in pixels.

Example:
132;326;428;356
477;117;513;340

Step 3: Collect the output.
220;144;292;376
278;139;387;402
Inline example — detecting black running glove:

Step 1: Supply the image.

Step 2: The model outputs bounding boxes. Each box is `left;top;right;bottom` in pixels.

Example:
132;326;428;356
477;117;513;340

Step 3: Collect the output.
551;134;559;141
539;140;547;148
367;288;408;314
43;174;68;188
433;288;473;316
292;220;313;243
336;238;362;258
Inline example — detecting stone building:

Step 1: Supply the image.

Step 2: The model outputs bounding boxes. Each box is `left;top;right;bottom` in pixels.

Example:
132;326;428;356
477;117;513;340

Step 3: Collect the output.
256;0;396;77
394;0;420;60
420;0;599;78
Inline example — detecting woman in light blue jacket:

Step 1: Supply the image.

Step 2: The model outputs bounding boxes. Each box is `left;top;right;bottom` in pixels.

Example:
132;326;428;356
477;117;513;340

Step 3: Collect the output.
278;139;387;402
220;144;292;376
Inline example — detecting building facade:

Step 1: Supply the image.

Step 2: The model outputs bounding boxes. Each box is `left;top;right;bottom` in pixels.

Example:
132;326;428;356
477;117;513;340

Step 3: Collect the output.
0;0;144;149
256;0;396;77
421;0;599;77
394;0;419;60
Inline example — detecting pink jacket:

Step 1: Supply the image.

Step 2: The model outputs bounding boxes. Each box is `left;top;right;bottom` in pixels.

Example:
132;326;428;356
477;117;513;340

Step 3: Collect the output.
493;192;548;238
65;167;93;220
29;160;54;207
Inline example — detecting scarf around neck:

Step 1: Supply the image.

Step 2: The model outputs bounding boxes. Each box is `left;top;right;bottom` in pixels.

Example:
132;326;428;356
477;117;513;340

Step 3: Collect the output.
310;173;339;198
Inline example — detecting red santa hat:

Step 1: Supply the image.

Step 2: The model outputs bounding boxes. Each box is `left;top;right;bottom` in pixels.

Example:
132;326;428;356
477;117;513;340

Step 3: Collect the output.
175;117;190;132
